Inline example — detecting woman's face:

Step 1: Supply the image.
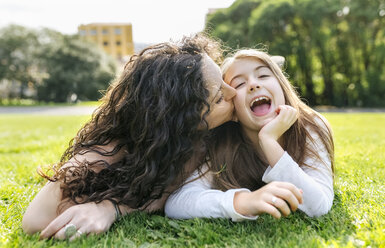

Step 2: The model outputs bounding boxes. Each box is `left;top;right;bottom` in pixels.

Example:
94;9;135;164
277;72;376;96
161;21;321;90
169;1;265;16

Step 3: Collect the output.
200;55;237;130
224;57;285;131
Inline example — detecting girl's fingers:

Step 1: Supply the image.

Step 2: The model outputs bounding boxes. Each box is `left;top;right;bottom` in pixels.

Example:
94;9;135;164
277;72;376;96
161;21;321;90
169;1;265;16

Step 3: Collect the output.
274;181;303;205
256;182;304;218
260;202;282;219
276;105;286;115
278;105;297;124
269;196;291;216
276;106;290;124
273;188;300;212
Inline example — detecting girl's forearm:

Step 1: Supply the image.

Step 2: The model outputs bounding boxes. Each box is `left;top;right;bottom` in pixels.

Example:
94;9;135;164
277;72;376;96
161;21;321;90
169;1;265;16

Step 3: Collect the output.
258;135;285;167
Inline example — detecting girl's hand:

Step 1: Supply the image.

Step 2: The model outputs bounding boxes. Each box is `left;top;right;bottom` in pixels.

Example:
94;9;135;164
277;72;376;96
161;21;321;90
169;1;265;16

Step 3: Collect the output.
258;105;298;141
233;181;303;218
39;200;117;241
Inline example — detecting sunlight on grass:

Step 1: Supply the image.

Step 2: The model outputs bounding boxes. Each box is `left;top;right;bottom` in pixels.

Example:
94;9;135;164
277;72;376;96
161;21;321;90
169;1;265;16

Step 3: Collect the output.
0;113;384;247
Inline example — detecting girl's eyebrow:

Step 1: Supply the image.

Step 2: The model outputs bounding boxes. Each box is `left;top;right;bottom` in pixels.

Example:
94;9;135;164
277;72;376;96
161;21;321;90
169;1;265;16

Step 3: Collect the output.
229;65;269;85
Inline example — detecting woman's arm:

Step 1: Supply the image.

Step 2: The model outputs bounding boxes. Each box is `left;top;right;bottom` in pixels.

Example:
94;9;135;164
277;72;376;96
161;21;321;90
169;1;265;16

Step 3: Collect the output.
22;142;132;239
38;196;119;240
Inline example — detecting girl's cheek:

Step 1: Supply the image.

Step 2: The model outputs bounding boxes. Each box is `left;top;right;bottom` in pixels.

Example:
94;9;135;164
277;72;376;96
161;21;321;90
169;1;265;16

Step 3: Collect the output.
232;97;242;109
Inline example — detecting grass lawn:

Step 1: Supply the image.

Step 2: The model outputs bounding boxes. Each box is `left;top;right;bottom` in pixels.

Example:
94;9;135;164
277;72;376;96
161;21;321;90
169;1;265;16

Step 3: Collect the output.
0;113;384;247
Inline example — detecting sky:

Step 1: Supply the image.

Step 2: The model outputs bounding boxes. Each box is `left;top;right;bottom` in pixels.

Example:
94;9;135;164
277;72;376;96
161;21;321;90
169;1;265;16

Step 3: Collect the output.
0;0;236;44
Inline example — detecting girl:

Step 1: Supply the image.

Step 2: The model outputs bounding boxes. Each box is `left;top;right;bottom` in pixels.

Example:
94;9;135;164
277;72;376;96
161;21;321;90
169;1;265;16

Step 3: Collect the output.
22;34;238;239
165;49;334;220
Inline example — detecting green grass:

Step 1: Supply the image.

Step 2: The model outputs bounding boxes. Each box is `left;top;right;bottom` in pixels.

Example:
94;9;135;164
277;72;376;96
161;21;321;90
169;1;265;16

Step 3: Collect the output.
0;113;384;247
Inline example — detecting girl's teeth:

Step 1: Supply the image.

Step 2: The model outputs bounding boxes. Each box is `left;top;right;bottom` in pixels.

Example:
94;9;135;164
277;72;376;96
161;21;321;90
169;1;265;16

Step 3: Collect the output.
250;96;269;107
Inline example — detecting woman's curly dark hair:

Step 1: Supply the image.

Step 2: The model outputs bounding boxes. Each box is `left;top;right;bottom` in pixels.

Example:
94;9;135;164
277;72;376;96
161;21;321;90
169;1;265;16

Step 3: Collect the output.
41;34;223;210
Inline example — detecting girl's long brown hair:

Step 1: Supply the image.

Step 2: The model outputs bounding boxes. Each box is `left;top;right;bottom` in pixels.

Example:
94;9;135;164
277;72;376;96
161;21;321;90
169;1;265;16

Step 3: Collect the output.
40;34;223;209
209;49;334;191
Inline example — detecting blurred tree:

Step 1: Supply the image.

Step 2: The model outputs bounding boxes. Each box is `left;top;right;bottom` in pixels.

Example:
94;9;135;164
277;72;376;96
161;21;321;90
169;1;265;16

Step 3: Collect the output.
0;25;117;103
36;29;117;102
342;0;385;106
0;25;39;98
205;0;262;50
249;0;319;105
293;0;340;105
206;0;385;107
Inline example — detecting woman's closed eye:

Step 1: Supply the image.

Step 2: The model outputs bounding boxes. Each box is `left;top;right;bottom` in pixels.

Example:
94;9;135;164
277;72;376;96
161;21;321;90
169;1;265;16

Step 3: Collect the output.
216;91;224;104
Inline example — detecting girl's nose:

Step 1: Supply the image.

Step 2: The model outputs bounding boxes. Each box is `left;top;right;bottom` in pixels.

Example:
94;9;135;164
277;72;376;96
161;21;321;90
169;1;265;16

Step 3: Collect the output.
248;78;261;93
222;81;236;101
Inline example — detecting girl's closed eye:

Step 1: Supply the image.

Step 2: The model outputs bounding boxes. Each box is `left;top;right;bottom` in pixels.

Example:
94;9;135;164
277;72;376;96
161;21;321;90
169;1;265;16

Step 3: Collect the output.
234;82;246;89
255;67;272;79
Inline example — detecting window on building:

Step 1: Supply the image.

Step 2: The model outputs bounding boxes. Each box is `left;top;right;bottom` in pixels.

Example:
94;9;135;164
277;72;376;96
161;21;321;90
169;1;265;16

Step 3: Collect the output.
90;29;97;35
103;41;109;46
102;29;108;35
114;28;121;35
116;41;121;46
79;30;86;36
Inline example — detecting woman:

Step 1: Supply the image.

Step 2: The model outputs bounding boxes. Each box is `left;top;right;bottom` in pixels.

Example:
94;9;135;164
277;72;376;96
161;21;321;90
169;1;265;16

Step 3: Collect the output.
165;49;334;220
22;34;237;240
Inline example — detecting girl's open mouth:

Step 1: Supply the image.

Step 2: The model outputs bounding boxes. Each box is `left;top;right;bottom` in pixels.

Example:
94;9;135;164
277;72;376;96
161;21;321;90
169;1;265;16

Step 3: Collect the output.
250;96;272;116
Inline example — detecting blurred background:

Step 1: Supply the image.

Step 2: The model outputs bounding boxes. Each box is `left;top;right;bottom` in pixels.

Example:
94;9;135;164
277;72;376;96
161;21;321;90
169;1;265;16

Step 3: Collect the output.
0;0;384;107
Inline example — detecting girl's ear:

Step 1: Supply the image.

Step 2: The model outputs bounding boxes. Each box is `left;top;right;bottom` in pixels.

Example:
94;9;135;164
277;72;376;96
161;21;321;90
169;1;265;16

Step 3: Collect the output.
271;56;285;69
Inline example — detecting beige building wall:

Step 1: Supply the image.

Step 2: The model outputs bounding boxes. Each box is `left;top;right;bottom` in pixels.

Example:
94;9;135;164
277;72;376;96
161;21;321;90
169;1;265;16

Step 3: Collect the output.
78;23;134;60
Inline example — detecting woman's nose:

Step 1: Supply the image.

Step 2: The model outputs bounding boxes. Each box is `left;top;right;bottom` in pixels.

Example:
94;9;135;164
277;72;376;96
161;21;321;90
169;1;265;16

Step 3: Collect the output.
222;82;237;101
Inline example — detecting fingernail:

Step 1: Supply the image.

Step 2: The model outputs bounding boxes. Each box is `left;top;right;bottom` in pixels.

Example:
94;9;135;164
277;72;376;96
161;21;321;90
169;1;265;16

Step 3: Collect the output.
299;189;303;194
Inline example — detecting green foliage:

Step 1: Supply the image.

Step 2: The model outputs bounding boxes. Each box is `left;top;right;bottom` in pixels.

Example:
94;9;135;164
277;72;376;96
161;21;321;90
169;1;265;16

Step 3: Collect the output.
0;113;384;247
0;25;39;99
35;29;117;102
0;25;117;103
206;0;385;107
205;0;262;49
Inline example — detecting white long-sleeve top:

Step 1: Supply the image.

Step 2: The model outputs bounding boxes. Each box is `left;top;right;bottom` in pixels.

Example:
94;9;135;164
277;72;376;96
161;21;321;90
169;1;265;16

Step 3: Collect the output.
165;123;334;221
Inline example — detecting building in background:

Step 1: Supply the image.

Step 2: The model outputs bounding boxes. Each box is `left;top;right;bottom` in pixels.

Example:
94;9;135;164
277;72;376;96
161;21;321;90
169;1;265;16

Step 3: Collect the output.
78;23;134;61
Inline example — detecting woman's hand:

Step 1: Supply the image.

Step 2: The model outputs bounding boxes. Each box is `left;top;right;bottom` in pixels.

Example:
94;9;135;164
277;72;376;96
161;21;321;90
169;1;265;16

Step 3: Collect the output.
258;105;298;141
39;200;116;241
233;181;303;218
